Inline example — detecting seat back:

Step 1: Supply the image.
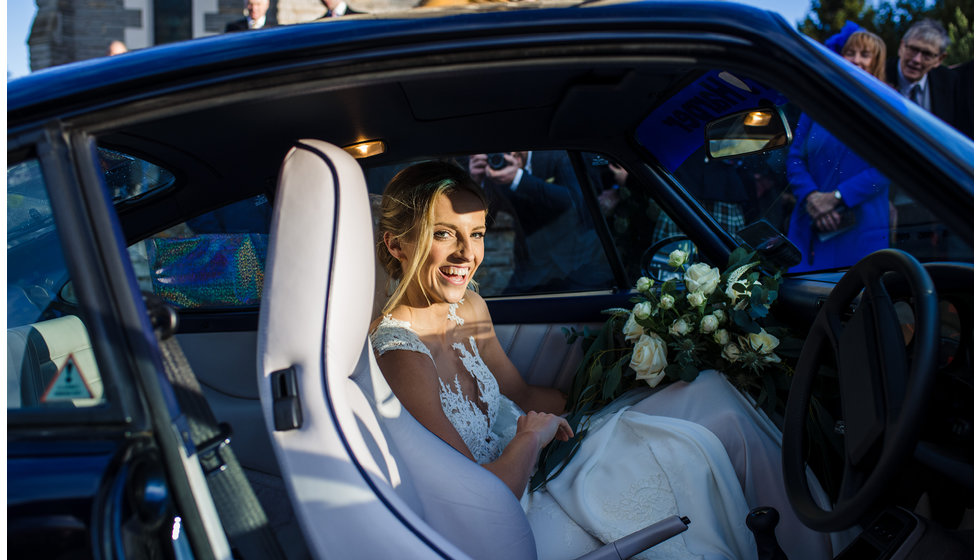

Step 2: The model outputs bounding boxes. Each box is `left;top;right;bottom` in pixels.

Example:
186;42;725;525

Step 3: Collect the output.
257;140;534;559
7;314;103;408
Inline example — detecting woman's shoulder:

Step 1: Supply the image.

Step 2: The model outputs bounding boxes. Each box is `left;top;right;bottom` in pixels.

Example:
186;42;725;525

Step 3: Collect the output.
370;310;432;359
463;289;490;316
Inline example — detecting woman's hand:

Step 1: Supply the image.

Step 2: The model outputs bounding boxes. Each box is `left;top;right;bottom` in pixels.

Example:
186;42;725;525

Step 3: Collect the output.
517;411;574;450
805;191;840;218
814;209;842;232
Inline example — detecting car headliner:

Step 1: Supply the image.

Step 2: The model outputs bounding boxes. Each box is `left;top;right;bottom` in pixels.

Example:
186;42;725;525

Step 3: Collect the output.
8;1;972;244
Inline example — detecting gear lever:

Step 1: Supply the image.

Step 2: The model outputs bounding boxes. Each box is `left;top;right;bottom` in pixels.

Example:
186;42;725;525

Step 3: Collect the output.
745;506;788;560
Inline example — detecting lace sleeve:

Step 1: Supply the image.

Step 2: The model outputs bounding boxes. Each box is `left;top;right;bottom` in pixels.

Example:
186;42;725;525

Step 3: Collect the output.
370;315;433;362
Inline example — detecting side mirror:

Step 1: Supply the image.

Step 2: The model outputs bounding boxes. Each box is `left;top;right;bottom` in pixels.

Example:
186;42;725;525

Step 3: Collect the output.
704;108;792;160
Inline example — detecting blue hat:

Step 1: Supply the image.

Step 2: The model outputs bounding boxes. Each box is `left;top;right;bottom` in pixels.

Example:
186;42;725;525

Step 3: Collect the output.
824;21;864;54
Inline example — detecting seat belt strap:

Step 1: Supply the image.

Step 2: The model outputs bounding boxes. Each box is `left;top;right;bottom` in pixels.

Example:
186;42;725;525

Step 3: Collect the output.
148;295;286;560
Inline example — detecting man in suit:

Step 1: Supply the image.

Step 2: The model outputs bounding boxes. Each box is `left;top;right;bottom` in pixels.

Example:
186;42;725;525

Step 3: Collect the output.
225;0;276;32
469;151;611;294
886;19;972;138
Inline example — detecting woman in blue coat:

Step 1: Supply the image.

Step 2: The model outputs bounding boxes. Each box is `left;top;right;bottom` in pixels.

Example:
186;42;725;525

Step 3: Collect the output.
787;29;891;272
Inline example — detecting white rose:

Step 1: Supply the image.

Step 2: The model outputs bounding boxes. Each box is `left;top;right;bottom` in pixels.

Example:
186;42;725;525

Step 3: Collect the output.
636;277;654;293
713;328;730;346
622;313;644;343
746;329;779;354
713;309;726;324
660;294;675;310
630;333;668;389
632;301;652;320
700;314;719;333
723;342;741;362
684;263;721;295
687;291;706;308
667;249;688;268
670;318;691;336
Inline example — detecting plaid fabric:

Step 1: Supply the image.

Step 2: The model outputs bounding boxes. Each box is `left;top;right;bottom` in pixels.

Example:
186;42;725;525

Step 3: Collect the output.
652;201;746;240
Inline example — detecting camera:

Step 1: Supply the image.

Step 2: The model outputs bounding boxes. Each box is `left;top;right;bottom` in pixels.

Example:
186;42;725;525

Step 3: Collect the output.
487;153;508;170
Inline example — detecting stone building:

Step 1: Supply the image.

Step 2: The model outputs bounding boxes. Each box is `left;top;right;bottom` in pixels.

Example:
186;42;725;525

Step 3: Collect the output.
27;0;412;71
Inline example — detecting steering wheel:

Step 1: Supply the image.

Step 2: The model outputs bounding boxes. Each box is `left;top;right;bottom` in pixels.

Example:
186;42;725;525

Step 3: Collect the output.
640;235;693;279
781;249;939;532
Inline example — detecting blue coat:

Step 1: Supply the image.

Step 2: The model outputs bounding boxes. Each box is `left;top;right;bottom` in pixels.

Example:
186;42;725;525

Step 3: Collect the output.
786;115;889;272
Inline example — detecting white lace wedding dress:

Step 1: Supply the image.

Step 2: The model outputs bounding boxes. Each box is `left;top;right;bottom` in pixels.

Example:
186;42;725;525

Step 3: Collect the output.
371;315;835;560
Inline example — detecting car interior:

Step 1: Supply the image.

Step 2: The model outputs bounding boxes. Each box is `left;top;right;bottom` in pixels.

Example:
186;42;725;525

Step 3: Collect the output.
7;26;973;560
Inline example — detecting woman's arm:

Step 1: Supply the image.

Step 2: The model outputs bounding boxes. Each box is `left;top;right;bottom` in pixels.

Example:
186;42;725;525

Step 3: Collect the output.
376;349;477;460
466;292;567;415
483;412;573;497
376;346;571;498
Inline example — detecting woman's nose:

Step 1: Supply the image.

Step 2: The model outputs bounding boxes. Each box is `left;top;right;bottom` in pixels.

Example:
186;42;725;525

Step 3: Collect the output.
455;237;474;259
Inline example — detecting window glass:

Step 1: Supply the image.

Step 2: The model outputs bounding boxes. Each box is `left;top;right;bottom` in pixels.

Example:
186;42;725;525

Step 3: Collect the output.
130;195;272;309
633;68;971;274
7;158;106;409
99;148;175;206
364;153;615;298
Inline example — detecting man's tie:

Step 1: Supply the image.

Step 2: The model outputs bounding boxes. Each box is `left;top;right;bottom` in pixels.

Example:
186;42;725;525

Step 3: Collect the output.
909;84;923;107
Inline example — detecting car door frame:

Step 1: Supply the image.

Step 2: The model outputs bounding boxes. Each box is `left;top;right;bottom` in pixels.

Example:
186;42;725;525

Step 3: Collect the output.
7;123;233;560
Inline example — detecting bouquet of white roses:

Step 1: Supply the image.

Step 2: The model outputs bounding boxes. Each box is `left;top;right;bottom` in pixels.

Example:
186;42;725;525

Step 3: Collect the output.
530;247;796;490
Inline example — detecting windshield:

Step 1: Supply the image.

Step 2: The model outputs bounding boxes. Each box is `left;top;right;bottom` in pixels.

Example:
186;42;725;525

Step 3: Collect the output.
635;68;972;274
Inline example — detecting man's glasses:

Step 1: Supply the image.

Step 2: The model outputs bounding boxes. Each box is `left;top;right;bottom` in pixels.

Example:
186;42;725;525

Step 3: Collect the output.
902;43;941;62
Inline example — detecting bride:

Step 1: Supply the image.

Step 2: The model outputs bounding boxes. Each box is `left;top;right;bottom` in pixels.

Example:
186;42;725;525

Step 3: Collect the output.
369;161;833;559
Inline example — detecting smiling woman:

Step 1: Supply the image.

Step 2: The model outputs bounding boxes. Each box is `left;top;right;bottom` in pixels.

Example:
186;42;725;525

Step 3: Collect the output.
366;160;837;560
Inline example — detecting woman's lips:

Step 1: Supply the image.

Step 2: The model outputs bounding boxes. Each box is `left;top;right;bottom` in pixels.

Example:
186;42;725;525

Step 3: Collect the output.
440;266;469;285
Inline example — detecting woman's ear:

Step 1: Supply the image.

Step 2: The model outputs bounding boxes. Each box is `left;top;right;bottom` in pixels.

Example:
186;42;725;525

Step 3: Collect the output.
383;232;406;261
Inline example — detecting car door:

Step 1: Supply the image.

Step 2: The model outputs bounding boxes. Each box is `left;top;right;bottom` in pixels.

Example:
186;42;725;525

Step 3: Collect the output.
7;125;229;560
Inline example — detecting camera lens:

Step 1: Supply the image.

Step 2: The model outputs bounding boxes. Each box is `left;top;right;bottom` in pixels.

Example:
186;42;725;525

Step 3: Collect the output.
487;153;507;170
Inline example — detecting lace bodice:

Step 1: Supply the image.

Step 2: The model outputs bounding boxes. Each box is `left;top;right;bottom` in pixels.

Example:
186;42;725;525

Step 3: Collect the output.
371;315;502;464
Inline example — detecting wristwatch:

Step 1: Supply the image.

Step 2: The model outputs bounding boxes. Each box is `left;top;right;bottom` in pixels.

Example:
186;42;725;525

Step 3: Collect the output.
833;190;842;201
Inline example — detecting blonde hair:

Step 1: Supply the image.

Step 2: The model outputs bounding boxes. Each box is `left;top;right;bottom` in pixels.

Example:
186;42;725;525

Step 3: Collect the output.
843;31;887;82
376;160;487;315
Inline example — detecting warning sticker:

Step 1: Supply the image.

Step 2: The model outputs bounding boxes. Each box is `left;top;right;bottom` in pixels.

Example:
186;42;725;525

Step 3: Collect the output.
41;354;94;402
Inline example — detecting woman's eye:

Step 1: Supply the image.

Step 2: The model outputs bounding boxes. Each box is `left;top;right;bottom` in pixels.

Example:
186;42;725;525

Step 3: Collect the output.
472;231;485;240
434;230;453;240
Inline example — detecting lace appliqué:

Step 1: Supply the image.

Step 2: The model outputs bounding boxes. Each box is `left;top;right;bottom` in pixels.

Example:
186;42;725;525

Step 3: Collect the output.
370;315;502;465
447;298;465;326
443;337;501;464
370;315;433;359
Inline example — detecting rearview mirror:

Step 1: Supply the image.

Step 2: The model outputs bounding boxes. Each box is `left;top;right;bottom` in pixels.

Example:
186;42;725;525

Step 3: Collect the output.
704;108;791;159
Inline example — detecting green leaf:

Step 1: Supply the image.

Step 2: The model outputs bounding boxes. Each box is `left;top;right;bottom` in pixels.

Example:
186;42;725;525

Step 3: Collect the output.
679;364;700;382
732;309;762;334
602;360;623;399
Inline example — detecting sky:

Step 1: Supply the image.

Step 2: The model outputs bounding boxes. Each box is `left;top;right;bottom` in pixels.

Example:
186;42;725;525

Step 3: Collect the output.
3;0;814;80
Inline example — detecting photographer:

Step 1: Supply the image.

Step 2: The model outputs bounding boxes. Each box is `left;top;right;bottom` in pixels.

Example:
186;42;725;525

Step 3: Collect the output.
468;151;608;293
468;151;576;234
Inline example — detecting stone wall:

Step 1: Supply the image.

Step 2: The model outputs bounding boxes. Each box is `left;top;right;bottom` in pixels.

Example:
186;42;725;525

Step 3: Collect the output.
27;0;419;72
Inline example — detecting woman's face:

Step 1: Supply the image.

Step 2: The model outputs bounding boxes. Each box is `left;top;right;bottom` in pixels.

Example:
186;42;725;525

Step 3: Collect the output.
405;189;487;305
842;43;876;74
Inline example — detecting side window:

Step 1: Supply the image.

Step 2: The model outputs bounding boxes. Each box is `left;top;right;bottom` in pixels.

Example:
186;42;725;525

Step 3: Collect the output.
7;158;105;409
130;195;272;309
364;153;616;297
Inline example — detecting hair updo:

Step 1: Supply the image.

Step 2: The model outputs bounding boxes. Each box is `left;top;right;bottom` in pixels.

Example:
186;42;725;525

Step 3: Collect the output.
375;160;487;314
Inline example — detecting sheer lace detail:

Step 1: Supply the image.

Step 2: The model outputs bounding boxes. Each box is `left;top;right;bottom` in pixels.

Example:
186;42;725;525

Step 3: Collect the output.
370;315;433;360
371;315;502;464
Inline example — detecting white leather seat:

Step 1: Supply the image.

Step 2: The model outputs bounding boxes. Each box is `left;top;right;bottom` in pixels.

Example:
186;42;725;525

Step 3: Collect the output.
257;140;535;559
7;314;103;408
